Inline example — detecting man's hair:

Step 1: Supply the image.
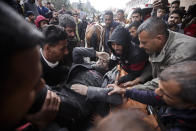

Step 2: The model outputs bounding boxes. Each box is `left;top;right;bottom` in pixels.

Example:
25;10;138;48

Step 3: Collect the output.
187;4;196;17
59;14;76;28
104;10;113;18
26;11;34;17
137;17;168;37
117;9;124;14
42;25;67;46
170;9;184;19
0;1;44;87
159;61;196;105
65;10;73;16
91;109;154;131
171;0;180;5
157;6;169;13
132;8;142;16
127;21;141;29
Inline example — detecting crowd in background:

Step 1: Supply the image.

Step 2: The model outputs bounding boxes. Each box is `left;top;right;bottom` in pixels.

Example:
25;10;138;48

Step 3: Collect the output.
1;0;196;131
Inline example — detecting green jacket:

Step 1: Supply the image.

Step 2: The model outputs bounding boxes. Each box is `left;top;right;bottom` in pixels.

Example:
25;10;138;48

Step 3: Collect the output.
133;30;196;90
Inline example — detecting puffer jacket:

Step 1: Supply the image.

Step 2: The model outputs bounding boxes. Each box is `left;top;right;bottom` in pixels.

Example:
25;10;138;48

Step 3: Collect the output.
107;25;149;83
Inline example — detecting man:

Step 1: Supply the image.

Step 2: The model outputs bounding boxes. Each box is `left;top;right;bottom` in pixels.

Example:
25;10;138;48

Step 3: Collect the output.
40;25;69;86
59;5;66;14
170;0;180;13
167;9;184;33
0;1;60;130
25;11;35;25
71;26;150;104
102;10;119;53
16;0;24;16
131;8;143;23
108;61;196;130
151;0;178;21
49;10;59;25
37;0;49;18
73;13;85;46
107;25;149;85
127;21;141;45
59;14;78;67
35;15;49;30
116;9;128;25
183;4;196;37
92;109;154;131
156;6;167;19
119;17;196;91
24;0;39;17
46;2;54;12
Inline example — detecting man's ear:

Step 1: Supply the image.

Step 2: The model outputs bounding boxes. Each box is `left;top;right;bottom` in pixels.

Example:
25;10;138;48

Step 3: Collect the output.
156;34;164;41
44;44;50;52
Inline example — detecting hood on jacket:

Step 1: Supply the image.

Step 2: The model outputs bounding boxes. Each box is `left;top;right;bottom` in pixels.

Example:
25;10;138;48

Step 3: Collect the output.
107;25;131;57
35;15;48;28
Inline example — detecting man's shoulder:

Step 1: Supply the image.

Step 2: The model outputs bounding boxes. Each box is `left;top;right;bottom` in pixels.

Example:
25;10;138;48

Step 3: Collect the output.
167;31;196;62
171;31;196;48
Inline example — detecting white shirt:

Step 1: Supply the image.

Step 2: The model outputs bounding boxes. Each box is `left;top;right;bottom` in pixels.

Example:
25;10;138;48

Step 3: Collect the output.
40;48;59;68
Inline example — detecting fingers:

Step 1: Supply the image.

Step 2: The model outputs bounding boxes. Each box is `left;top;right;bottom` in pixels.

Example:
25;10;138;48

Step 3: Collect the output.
123;81;133;87
50;91;60;111
108;87;126;96
108;89;116;96
153;0;166;9
43;90;60;112
43;90;52;109
71;84;88;95
107;84;116;88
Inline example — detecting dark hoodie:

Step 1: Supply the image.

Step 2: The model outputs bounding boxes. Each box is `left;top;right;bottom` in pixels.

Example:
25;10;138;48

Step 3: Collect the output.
24;0;39;17
108;26;149;83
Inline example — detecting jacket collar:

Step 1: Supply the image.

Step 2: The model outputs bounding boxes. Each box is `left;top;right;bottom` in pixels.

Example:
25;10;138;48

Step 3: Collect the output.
149;30;174;63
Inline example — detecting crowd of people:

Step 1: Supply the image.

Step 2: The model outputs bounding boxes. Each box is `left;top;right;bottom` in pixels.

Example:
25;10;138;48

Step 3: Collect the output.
1;0;196;131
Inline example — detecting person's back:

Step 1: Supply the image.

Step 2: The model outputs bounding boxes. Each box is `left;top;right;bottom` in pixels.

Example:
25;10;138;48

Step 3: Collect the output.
24;0;39;17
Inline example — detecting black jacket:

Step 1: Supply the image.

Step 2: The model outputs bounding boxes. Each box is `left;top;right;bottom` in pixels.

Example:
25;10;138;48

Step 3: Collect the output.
108;26;149;83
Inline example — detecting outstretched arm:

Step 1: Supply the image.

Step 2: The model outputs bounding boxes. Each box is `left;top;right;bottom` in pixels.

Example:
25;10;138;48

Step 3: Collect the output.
108;84;165;106
72;47;96;64
71;84;122;105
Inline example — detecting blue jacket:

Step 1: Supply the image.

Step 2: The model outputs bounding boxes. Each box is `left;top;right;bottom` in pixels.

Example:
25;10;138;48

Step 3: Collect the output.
37;6;49;18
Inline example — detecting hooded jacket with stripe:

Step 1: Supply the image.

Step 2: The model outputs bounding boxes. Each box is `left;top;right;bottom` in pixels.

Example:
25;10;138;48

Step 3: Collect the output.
108;26;149;82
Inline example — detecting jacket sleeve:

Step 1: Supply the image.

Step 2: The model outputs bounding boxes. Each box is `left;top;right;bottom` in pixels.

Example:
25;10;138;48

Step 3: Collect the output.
131;77;159;91
72;47;96;64
125;88;165;106
87;86;122;105
139;62;152;83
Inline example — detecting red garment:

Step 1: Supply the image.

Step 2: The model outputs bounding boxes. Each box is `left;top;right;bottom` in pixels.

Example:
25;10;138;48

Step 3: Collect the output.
35;15;48;28
184;24;196;37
